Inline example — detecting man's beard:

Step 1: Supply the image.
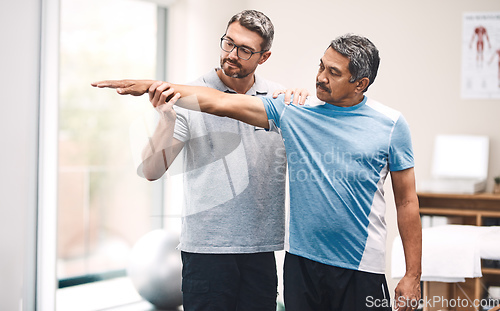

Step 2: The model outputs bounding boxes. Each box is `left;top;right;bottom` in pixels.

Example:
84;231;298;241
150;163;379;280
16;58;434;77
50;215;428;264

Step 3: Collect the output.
220;57;252;79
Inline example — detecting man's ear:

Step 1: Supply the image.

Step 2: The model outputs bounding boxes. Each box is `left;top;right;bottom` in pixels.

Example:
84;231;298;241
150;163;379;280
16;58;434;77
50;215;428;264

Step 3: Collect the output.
356;77;370;93
258;51;271;65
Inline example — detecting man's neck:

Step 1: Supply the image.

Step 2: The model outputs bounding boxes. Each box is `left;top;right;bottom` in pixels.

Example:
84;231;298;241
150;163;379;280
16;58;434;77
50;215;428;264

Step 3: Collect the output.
216;69;255;94
327;94;365;108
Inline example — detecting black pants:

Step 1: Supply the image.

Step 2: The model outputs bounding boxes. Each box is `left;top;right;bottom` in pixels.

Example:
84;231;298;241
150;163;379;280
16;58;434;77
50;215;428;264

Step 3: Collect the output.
284;252;391;311
181;251;278;311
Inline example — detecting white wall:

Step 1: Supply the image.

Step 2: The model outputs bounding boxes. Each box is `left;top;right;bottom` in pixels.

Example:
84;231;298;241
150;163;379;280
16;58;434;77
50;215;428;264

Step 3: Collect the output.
167;0;246;83
0;0;40;310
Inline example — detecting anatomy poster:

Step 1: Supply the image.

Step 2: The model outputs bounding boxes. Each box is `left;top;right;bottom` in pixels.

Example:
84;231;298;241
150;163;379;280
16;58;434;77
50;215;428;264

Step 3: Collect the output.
462;12;500;99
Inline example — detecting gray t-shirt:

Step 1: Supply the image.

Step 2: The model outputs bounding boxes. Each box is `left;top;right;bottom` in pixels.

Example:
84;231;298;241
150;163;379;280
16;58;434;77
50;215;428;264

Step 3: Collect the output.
173;68;286;253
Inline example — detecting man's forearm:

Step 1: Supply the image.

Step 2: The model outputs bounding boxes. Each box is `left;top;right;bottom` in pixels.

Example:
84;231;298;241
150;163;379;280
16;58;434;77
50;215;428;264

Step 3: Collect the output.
93;79;239;117
140;116;178;181
397;199;422;278
168;84;227;116
165;83;269;128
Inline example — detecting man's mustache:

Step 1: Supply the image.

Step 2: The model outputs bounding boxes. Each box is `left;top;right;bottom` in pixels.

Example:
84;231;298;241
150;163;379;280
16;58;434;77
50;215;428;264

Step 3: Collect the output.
316;82;331;93
223;58;241;68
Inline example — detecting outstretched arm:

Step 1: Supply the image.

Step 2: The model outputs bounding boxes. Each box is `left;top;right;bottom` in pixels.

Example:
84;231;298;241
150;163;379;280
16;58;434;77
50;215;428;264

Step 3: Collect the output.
92;80;270;128
391;167;422;311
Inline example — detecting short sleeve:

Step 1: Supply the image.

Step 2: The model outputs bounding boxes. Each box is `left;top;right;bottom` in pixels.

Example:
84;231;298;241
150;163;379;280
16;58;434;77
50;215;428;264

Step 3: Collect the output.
260;94;287;132
173;106;190;142
388;115;414;171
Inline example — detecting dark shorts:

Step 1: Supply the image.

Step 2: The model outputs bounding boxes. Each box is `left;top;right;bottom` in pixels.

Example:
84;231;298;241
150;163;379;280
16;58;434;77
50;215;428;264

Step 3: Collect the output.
181;251;278;311
284;252;391;311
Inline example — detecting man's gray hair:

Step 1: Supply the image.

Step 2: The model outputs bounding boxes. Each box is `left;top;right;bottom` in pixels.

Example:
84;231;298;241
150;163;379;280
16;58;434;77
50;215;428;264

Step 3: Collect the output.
227;10;274;51
329;34;380;92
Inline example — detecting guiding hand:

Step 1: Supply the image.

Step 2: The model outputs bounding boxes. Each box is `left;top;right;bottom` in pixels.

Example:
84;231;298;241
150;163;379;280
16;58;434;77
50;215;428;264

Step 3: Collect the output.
148;81;179;108
148;81;181;122
156;92;180;121
272;88;310;106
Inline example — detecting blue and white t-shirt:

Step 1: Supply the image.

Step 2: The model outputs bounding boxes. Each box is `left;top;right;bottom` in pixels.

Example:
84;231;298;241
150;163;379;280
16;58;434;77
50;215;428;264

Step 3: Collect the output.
261;95;414;274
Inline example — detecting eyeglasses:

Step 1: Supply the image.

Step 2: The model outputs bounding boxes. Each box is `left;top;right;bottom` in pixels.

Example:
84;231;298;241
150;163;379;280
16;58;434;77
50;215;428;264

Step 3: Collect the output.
220;36;267;60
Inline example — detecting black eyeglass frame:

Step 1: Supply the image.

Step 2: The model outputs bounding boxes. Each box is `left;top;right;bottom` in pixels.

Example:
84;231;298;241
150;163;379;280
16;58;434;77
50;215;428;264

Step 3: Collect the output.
220;36;268;60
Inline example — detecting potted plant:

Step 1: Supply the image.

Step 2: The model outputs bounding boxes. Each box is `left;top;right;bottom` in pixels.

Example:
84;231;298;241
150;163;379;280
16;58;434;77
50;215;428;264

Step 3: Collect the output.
495;176;500;194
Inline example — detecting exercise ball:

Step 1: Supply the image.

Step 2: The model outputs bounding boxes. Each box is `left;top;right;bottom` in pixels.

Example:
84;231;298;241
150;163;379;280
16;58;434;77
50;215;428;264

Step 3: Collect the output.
127;229;183;310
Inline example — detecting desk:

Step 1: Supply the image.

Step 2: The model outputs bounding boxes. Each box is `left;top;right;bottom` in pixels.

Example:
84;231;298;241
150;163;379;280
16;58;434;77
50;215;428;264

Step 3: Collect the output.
418;192;500;311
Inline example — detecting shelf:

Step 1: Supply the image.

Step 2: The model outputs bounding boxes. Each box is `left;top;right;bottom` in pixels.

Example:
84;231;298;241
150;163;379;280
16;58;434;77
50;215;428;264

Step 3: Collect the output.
420;207;500;218
482;268;500;275
418;192;500;212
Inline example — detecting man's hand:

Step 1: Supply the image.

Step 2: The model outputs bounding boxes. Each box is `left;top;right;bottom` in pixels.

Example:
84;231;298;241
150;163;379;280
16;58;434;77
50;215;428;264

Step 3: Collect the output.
91;79;155;96
394;274;421;311
272;88;309;105
148;81;178;108
148;81;180;120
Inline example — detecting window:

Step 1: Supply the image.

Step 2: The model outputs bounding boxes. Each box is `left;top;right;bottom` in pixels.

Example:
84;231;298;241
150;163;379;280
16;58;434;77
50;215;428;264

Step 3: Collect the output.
46;0;174;309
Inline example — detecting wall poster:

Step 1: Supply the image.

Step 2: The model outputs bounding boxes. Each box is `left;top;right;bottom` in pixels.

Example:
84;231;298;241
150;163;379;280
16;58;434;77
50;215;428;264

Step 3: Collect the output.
462;12;500;99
